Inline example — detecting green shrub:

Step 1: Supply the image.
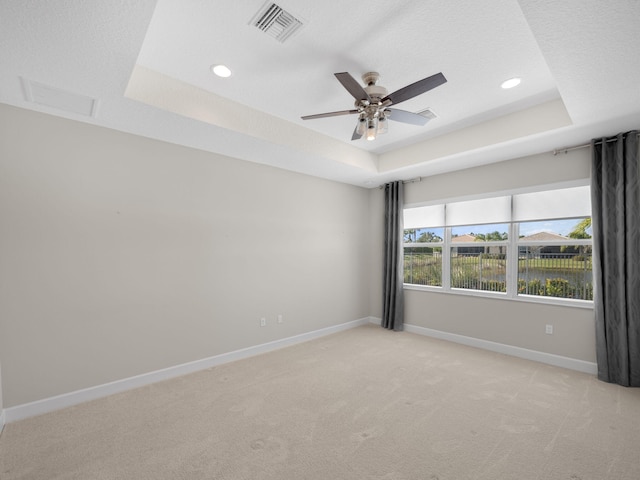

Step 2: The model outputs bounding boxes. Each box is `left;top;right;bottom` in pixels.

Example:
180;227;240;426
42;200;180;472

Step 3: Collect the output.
518;278;544;295
546;278;570;297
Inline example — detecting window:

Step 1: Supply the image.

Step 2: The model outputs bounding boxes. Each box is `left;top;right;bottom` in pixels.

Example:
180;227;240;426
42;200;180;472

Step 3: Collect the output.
403;185;593;305
518;218;593;300
404;205;445;287
404;228;443;286
450;223;509;293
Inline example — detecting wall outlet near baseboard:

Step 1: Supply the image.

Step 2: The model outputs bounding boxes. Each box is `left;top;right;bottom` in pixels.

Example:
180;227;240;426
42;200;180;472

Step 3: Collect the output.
277;314;283;324
545;324;553;335
260;317;266;327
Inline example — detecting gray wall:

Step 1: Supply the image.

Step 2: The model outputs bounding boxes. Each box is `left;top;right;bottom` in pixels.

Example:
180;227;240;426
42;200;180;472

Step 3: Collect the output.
0;105;373;408
383;149;596;363
0;102;596;411
0;362;3;419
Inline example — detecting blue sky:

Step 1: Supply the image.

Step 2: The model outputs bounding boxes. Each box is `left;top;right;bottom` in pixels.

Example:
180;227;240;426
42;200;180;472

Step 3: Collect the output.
408;218;593;242
518;219;587;237
450;218;591;237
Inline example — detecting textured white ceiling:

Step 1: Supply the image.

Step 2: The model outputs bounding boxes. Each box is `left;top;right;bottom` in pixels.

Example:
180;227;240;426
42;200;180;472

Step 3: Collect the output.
1;0;639;187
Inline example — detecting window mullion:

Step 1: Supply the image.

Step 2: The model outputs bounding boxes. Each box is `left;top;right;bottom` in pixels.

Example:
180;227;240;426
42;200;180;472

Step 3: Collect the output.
443;226;451;291
506;222;519;298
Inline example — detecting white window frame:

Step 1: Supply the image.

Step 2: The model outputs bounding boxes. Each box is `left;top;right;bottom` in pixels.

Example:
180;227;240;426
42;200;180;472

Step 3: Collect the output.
449;231;510;295
403;182;594;309
404;230;444;287
514;222;593;306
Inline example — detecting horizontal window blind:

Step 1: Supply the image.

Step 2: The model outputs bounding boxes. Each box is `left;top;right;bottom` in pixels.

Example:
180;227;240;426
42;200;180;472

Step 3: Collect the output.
404;204;445;229
512;185;591;221
446;196;511;226
404;186;591;229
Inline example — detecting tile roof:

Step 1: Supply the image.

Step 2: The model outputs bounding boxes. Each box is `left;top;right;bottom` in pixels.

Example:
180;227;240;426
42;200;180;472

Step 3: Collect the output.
451;234;477;243
520;231;569;241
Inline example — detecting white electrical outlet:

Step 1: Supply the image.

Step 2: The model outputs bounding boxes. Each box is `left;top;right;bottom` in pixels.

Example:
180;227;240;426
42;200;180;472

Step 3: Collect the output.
260;317;266;327
545;324;553;335
277;314;283;324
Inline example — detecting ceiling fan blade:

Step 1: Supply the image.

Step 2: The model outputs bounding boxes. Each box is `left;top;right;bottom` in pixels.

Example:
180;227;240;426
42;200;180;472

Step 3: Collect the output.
301;109;359;120
335;72;371;103
386;109;430;126
382;72;447;106
351;125;363;141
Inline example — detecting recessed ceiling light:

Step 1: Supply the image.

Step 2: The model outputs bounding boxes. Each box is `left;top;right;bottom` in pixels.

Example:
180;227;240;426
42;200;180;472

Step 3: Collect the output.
501;77;521;89
211;64;232;78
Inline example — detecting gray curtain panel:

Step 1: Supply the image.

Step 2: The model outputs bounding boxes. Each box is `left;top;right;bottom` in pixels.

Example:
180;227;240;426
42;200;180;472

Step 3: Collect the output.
383;181;404;331
591;130;640;386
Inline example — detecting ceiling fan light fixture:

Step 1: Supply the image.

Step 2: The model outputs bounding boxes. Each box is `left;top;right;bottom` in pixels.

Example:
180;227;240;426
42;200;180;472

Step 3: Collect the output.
377;115;388;135
356;116;367;136
366;117;378;141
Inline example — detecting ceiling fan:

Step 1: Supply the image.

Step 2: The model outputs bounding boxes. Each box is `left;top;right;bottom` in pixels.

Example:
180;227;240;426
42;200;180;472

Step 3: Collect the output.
301;71;447;141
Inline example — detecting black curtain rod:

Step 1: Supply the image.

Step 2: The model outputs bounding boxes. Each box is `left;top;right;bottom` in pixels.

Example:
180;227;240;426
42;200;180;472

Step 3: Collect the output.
382;132;639;186
379;177;422;189
552;132;640;156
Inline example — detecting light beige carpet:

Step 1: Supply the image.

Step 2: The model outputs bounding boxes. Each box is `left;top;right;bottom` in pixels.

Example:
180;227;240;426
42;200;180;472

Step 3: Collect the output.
1;325;640;479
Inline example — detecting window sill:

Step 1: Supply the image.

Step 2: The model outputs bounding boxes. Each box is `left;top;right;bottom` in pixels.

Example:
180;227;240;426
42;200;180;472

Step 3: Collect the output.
403;283;594;309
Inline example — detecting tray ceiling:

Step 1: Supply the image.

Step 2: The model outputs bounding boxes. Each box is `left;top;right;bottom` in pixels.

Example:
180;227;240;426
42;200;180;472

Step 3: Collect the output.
1;1;639;186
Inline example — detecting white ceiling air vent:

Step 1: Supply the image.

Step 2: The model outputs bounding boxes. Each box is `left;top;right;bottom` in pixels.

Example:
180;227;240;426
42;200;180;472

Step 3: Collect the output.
417;108;438;121
250;2;303;43
21;77;99;117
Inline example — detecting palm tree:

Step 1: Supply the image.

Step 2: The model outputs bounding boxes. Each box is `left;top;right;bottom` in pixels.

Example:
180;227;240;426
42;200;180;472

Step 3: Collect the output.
403;229;417;243
417;231;443;243
568;218;592;239
563;218;592;257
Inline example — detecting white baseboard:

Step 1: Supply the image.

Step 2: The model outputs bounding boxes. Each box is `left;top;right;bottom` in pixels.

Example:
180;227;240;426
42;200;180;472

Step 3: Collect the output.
399;321;597;375
4;317;595;424
4;317;372;424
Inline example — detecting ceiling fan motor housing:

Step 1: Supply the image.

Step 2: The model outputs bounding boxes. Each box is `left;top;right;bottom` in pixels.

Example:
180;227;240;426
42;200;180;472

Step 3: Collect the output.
361;72;388;103
365;84;388;101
